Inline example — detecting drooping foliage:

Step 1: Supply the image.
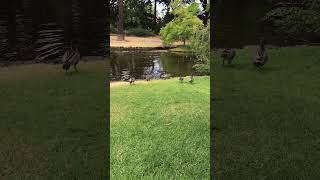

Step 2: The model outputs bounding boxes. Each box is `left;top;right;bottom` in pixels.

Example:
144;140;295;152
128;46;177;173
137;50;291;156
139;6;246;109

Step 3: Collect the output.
160;0;203;46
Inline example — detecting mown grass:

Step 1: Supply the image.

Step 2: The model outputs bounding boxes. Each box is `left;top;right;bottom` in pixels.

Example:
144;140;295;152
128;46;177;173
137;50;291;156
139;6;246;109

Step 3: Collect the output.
0;60;107;179
111;77;210;179
213;46;320;179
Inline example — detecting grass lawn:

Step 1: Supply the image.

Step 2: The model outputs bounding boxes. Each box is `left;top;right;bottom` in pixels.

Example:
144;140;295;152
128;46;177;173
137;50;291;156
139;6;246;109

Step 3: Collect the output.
213;46;320;179
0;60;107;179
111;77;210;179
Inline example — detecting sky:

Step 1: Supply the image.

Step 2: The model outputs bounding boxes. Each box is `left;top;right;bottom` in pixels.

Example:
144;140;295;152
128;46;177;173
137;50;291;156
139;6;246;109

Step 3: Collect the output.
157;0;202;18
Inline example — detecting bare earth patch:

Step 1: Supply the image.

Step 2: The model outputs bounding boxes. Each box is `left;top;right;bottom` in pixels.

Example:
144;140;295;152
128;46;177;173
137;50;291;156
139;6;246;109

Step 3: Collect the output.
110;35;184;48
110;79;161;88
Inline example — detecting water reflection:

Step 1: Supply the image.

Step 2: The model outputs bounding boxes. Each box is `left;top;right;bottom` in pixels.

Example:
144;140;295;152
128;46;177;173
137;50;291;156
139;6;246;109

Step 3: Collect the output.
110;51;196;81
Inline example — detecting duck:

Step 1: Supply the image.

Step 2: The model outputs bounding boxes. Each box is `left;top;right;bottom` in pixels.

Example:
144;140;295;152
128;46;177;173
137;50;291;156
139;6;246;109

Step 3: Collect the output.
146;74;153;81
189;74;194;84
253;39;268;69
62;41;81;72
221;48;236;65
179;74;184;83
129;77;135;85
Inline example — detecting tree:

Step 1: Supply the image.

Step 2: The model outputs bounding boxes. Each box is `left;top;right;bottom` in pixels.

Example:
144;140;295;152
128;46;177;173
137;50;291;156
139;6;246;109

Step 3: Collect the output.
199;0;210;26
118;0;125;40
160;0;203;46
154;0;157;26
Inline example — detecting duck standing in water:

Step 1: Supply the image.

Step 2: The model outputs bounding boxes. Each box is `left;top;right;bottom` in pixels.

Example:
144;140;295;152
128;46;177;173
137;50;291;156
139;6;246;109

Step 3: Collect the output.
179;74;184;83
221;48;236;65
129;76;135;85
62;41;80;73
189;74;194;84
253;39;268;70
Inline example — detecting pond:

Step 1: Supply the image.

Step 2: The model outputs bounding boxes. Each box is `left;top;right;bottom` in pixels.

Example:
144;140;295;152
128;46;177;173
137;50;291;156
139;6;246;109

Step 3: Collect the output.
110;51;196;81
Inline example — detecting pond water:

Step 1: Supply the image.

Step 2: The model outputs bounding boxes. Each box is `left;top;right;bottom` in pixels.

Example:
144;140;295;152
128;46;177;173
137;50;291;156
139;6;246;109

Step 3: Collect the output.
110;51;196;81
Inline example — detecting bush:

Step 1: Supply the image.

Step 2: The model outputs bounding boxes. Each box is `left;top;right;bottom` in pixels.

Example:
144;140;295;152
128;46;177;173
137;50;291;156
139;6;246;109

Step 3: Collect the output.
110;24;118;34
190;22;210;75
192;64;209;75
126;28;154;37
263;0;320;43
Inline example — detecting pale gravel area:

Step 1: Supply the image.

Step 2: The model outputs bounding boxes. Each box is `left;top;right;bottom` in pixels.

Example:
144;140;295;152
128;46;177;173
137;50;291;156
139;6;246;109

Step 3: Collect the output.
110;79;164;88
110;35;184;48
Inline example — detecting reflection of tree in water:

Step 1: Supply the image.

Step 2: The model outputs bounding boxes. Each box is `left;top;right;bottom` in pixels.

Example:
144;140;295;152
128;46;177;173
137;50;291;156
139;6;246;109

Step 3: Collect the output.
160;52;195;76
110;51;195;81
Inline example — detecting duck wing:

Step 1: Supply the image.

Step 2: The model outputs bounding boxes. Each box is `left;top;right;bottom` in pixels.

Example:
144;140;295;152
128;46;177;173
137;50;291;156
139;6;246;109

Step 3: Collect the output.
62;49;75;63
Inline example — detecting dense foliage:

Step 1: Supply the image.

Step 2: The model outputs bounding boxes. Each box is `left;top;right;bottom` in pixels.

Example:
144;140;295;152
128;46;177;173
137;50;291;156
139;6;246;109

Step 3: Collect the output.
160;0;203;46
263;0;320;44
191;22;210;75
111;0;154;30
126;28;154;37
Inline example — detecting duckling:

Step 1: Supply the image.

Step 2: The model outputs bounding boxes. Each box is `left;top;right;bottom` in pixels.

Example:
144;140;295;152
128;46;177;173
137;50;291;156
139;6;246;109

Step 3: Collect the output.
179;74;184;83
129;77;135;85
189;74;194;84
221;48;236;65
253;39;268;69
146;74;153;81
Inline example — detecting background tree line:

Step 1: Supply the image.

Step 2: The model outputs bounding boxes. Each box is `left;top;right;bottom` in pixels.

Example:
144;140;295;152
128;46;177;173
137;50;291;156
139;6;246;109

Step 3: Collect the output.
110;0;209;35
212;0;320;48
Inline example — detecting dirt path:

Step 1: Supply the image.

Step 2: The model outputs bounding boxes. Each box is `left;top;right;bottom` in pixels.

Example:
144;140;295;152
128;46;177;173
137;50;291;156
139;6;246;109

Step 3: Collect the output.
110;79;162;88
110;35;184;48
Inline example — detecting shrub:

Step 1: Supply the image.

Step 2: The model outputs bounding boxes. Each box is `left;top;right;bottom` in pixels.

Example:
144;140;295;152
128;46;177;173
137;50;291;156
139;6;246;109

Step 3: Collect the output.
110;24;118;34
191;22;210;75
263;0;320;43
126;28;154;37
192;63;209;75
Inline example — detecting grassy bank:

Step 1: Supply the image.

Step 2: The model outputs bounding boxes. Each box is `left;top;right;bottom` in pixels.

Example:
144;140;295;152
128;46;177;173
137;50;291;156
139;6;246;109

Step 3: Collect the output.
0;61;107;179
213;46;320;179
111;77;210;179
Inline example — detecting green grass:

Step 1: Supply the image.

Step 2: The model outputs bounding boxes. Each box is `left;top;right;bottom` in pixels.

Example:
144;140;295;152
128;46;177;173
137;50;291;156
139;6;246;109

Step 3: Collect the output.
169;45;192;52
0;61;107;179
213;46;320;179
111;77;210;179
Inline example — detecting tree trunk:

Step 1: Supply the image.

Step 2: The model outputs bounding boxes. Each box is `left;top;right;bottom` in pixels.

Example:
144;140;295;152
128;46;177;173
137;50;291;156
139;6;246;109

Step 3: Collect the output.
201;0;209;27
118;0;125;41
154;0;157;26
